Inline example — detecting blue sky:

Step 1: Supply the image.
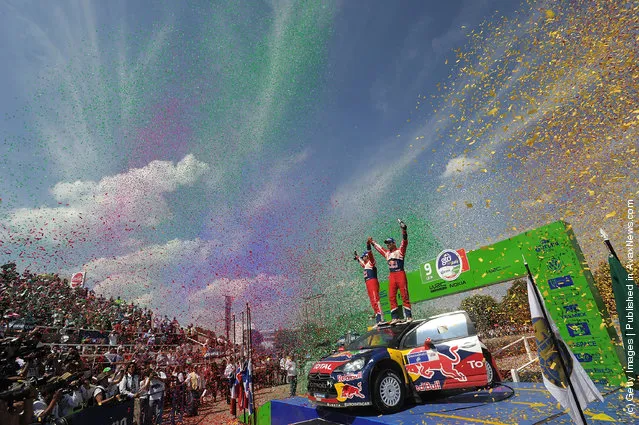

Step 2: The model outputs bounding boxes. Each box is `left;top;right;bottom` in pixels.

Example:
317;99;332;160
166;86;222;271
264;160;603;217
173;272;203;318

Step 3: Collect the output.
1;0;636;331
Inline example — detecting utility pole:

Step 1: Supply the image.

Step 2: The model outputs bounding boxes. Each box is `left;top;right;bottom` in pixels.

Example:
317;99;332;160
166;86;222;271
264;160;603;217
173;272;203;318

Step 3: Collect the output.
225;295;233;343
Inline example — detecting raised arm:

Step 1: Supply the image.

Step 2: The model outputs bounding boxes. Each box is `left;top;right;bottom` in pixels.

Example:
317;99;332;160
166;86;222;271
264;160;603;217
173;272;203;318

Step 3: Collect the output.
366;248;375;265
398;219;408;254
368;237;387;257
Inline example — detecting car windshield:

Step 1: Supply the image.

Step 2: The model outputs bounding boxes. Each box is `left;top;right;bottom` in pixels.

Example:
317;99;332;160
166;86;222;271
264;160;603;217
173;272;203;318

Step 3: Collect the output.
345;325;408;350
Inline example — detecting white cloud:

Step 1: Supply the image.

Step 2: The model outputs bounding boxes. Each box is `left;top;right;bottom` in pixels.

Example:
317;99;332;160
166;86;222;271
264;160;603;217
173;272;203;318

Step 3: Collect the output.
5;154;209;243
84;238;218;312
442;156;486;177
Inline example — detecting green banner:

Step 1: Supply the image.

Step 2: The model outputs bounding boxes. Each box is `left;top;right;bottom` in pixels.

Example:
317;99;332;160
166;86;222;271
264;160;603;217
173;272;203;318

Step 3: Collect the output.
376;221;625;385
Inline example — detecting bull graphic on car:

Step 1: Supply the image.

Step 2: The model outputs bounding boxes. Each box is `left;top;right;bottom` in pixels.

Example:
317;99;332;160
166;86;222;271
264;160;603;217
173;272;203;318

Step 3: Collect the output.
335;382;365;401
307;311;501;414
405;345;467;382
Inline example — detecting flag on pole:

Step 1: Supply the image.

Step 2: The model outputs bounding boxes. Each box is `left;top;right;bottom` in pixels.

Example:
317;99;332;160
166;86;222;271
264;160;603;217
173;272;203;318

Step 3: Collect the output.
527;276;603;424
243;359;254;415
608;254;639;378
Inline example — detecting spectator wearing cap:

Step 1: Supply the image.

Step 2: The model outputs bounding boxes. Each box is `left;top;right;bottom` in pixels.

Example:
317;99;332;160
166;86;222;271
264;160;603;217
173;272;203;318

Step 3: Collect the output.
93;369;118;405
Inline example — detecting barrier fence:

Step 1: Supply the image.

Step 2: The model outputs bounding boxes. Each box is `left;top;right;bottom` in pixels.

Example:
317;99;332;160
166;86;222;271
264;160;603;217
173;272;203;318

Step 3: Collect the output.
1;398;135;425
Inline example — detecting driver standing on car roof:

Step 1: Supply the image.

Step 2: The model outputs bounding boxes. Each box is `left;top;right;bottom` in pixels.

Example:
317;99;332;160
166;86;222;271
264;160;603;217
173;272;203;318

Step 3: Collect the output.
368;219;412;324
353;241;384;327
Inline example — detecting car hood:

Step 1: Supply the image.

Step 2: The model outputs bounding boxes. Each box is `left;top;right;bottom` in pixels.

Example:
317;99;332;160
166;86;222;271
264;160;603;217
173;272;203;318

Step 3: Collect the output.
309;348;381;374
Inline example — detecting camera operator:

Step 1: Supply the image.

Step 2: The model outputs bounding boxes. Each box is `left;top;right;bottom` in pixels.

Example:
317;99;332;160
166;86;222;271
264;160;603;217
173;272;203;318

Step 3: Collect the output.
54;374;90;417
18;349;44;380
92;370;120;406
32;388;63;424
43;349;63;376
60;347;83;374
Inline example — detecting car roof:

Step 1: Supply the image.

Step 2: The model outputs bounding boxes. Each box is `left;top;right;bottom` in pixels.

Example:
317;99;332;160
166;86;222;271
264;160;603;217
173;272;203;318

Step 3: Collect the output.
427;310;468;320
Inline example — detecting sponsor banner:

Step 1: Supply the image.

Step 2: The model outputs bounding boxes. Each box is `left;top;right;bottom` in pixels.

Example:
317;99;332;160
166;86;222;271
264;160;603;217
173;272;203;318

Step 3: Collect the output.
568;345;619;364
548;275;574;289
412;240;528;301
377;220;626;385
435;249;465;281
336;372;362;382
309;361;347;374
565;322;592;337
559;302;589;320
520;222;626;385
64;398;134;425
310;398;372;407
70;271;85;288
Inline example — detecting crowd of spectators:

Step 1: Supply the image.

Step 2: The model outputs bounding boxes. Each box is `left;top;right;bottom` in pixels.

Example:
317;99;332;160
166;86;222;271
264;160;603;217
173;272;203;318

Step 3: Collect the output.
0;263;278;425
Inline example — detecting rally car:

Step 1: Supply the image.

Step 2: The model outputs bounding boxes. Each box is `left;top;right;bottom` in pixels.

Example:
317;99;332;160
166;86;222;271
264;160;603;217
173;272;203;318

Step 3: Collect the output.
307;311;500;413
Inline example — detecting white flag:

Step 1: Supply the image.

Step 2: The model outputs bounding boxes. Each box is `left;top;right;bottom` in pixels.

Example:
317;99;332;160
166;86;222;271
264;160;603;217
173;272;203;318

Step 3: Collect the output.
527;277;603;425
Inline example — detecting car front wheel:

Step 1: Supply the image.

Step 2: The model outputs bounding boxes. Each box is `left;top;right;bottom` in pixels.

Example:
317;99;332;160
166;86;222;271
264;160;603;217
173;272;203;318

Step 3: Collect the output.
483;350;498;386
372;369;405;414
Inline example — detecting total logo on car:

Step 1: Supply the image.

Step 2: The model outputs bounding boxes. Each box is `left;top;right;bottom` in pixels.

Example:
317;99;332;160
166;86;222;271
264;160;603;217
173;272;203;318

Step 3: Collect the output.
307;311;500;413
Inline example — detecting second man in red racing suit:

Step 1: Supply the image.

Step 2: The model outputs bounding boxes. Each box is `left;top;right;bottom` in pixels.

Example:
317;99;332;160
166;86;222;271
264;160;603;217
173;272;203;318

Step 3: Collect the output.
369;220;412;323
354;243;384;325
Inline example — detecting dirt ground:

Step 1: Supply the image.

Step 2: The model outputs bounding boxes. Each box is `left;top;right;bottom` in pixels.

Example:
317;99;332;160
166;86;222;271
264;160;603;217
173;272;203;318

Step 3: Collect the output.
174;384;291;425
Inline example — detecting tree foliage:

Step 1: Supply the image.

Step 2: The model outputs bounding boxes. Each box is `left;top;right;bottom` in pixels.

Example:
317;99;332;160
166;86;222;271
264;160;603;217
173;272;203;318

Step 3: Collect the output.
459;294;499;333
592;258;639;319
497;279;530;326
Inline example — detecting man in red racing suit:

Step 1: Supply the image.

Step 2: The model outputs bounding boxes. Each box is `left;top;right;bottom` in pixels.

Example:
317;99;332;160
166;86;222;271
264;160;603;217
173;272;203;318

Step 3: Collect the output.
353;242;384;326
369;219;412;323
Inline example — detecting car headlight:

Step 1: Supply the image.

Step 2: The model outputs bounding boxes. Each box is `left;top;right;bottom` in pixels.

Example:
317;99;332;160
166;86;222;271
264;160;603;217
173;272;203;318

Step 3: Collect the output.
342;358;366;373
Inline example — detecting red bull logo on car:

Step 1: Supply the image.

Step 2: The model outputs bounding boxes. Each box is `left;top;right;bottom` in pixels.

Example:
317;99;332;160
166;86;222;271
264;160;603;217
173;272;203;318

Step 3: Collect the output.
335;382;365;401
405;346;467;382
336;372;363;382
415;381;441;391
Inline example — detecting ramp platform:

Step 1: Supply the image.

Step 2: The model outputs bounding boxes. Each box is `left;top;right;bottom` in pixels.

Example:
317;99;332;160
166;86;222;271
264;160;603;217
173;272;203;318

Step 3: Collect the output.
269;383;633;425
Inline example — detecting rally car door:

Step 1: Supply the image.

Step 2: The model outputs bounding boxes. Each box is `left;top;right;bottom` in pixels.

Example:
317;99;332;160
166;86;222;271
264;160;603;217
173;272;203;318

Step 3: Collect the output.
404;340;444;391
402;312;488;391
